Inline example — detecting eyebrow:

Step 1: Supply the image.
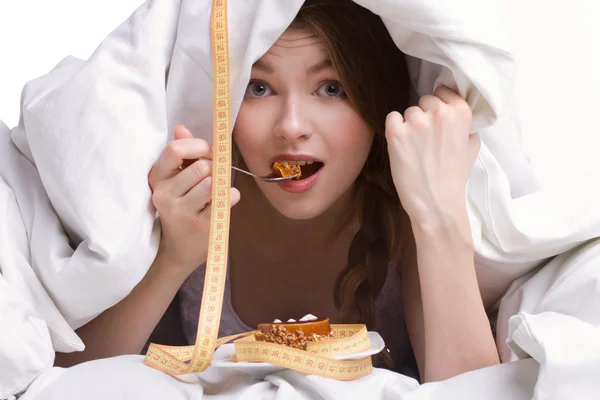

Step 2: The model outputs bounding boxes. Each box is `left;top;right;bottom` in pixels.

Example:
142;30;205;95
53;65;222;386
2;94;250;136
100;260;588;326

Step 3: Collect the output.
253;59;274;74
252;58;333;75
306;59;333;75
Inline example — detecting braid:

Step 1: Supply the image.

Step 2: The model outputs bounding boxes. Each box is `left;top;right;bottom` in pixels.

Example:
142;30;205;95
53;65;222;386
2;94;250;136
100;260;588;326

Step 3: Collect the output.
333;137;412;368
334;188;408;318
333;179;387;329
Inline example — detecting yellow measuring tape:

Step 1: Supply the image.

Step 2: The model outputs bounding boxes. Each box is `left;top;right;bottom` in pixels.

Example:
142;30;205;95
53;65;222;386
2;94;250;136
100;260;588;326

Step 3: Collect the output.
143;0;375;381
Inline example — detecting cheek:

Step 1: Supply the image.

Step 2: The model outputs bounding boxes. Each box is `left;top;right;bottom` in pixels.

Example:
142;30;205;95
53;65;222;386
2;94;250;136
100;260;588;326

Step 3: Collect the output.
233;105;255;149
233;105;268;166
328;109;374;162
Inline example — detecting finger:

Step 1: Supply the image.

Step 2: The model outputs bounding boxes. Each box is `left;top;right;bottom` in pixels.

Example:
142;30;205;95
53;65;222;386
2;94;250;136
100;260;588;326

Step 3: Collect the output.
403;105;424;121
174;124;194;140
183;178;241;215
190;187;241;234
386;111;405;126
418;94;443;112
168;158;213;197
174;125;199;169
433;85;462;105
385;111;405;140
149;138;212;188
182;177;213;213
229;187;241;207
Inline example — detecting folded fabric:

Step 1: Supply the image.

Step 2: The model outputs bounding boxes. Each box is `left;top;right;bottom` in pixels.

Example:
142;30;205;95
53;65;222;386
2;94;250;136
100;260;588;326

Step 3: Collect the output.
19;355;419;400
494;237;600;399
2;0;600;397
0;121;81;399
508;311;600;400
16;344;537;400
18;354;534;400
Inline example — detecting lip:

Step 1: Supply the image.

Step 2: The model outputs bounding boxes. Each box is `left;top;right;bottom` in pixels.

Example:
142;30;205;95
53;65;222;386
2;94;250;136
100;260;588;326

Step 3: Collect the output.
277;163;323;194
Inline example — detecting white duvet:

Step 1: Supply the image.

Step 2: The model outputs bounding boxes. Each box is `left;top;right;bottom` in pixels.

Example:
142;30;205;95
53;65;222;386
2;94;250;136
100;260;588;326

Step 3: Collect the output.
1;0;600;399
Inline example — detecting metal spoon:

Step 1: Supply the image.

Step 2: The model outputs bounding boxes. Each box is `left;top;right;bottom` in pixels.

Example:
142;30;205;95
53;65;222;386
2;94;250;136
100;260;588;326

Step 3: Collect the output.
188;158;300;182
231;165;300;182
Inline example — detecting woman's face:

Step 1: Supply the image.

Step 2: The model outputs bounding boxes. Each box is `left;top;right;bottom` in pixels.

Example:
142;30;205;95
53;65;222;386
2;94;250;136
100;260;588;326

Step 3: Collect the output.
233;27;374;220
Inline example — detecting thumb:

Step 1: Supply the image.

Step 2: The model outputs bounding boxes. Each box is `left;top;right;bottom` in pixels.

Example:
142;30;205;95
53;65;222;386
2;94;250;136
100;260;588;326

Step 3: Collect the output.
174;124;194;140
230;187;242;208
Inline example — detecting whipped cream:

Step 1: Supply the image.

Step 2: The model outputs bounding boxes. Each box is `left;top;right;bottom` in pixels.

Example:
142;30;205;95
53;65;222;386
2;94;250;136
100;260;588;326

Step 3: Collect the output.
299;314;318;322
272;314;318;323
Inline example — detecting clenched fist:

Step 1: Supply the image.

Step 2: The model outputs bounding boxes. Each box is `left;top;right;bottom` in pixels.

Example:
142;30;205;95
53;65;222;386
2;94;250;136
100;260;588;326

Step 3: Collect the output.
385;85;480;224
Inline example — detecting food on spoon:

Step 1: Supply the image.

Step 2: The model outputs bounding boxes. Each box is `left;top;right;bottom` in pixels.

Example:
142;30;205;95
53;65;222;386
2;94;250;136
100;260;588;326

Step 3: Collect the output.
271;161;301;180
254;314;334;350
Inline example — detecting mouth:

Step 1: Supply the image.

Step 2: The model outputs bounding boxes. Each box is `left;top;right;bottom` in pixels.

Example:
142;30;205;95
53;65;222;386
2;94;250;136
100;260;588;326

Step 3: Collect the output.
271;160;324;180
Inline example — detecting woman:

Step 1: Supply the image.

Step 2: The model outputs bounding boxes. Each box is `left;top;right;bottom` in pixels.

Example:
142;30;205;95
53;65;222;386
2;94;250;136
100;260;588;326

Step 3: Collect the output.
55;0;499;383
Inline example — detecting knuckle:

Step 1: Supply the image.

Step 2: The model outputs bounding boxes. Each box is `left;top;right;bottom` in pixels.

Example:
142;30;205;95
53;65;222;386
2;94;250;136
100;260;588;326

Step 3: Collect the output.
151;188;169;210
418;95;434;109
409;114;429;131
429;102;446;117
405;105;420;114
385;112;405;140
199;177;213;196
165;141;181;160
199;139;212;155
147;171;156;190
454;99;473;118
192;160;212;179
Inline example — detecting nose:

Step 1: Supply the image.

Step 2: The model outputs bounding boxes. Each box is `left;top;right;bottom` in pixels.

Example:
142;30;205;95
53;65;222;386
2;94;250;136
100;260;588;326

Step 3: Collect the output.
273;96;314;142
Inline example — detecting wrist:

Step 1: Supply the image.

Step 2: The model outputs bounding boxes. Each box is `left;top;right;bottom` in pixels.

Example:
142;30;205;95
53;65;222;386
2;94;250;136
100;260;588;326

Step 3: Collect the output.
149;250;202;286
409;207;474;250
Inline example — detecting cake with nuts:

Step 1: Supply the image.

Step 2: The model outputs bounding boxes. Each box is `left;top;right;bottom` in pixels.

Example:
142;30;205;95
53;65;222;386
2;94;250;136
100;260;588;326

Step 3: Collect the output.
254;314;335;350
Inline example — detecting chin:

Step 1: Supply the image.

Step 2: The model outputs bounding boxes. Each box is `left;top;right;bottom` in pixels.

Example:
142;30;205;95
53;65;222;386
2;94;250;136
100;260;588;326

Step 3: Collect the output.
269;198;332;220
275;204;329;220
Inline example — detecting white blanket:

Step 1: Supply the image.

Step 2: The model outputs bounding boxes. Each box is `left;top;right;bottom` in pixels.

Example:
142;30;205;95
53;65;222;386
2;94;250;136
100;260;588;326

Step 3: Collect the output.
16;238;600;400
17;356;536;400
2;0;600;398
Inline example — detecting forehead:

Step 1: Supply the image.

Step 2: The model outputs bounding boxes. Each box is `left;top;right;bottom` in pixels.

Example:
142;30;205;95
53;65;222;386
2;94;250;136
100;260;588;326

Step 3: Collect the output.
259;27;328;64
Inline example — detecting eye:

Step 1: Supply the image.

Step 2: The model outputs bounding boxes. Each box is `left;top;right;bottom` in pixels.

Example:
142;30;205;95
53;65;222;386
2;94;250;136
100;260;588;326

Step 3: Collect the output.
245;81;272;98
316;81;346;98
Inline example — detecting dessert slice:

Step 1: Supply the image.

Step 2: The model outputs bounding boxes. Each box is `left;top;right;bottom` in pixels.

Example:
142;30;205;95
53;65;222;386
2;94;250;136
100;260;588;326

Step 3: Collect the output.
254;314;334;350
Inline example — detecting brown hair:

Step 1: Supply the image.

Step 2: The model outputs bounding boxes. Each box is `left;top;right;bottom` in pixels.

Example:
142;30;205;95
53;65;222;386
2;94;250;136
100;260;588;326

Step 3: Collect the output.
291;1;414;333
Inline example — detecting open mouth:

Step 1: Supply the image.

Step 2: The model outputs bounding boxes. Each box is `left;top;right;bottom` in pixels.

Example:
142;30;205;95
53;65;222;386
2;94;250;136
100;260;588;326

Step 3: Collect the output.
271;160;324;180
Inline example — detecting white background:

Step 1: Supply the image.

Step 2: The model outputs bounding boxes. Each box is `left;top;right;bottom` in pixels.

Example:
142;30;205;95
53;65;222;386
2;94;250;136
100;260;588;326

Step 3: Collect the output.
0;0;145;127
1;0;599;188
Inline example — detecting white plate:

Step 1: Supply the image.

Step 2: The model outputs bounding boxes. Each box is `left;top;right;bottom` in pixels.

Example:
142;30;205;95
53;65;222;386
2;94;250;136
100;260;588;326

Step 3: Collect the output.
210;332;385;379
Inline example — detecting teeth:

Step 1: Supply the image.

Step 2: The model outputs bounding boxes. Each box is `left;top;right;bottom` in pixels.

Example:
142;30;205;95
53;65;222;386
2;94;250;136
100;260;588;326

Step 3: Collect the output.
283;160;308;166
